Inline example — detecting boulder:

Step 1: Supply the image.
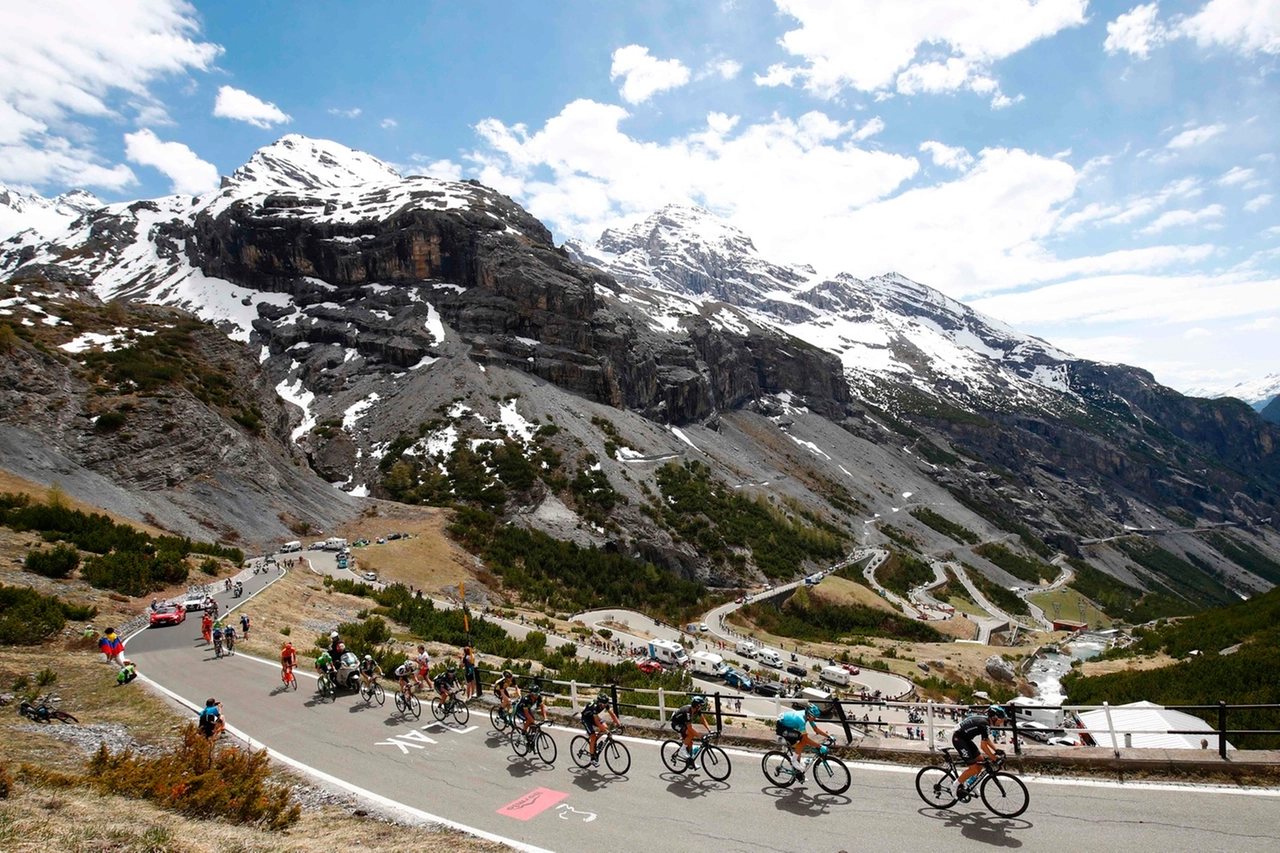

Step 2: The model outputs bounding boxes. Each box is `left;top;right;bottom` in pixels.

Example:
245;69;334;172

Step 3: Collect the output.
985;655;1017;683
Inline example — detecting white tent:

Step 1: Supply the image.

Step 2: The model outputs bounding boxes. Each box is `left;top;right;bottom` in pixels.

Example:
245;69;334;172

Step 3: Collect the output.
1077;701;1234;751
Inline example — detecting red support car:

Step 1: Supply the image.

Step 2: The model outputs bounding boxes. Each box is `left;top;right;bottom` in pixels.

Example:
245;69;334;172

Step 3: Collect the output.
148;603;186;627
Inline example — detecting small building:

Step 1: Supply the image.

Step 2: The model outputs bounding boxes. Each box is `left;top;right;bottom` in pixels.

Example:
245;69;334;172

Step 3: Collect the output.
1052;619;1088;632
1077;701;1233;751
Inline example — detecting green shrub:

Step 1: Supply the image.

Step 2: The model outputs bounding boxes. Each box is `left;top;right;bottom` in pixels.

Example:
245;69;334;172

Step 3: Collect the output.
86;726;299;829
741;587;943;643
199;558;219;576
94;410;128;433
81;549;188;597
910;507;979;544
0;584;68;644
25;543;80;578
974;543;1055;584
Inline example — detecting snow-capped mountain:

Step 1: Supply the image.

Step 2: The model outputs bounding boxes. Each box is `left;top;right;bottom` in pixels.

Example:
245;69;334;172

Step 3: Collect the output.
1187;373;1280;410
0;183;100;242
567;204;1076;413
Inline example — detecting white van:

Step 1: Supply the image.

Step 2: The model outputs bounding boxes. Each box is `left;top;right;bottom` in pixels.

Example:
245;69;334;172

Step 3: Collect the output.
648;639;690;668
756;648;783;668
819;665;852;686
735;640;758;659
280;540;302;553
690;651;726;677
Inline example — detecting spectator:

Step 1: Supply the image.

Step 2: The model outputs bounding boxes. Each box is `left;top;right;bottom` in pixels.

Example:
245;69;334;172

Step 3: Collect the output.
116;659;138;686
98;627;125;666
198;698;225;738
240;613;250;639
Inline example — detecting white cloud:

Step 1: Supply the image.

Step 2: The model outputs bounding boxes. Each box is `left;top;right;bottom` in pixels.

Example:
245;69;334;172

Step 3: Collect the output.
213;85;291;129
1236;315;1277;330
328;107;362;118
702;59;742;80
852;117;885;141
706;111;740;134
1183;326;1213;339
403;157;462;181
1267;225;1280;237
760;0;1087;99
919;141;975;171
1244;193;1273;211
380;118;398;129
1138;204;1226;234
609;45;691;104
1167;123;1227;149
1104;3;1166;58
1217;165;1256;185
123;128;218;195
0;0;220;192
1179;0;1280;55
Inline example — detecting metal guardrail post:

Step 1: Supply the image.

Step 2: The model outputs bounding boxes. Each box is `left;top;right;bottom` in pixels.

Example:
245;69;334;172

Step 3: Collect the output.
1218;701;1228;759
657;688;666;723
609;683;619;714
926;700;935;753
570;680;579;712
1010;709;1022;756
1103;701;1119;758
832;697;854;744
714;692;723;734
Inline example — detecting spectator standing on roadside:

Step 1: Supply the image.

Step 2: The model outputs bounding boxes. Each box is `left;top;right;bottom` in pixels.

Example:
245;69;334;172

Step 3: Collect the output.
462;646;478;700
98;627;125;665
201;612;213;644
240;613;250;639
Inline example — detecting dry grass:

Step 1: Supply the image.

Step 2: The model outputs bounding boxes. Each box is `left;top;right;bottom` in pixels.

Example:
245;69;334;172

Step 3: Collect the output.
0;468;169;537
0;780;509;853
809;575;896;612
334;506;476;596
1078;652;1178;677
1028;586;1114;628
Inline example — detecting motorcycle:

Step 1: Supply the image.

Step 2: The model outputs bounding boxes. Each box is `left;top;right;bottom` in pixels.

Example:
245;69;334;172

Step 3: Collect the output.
232;582;244;598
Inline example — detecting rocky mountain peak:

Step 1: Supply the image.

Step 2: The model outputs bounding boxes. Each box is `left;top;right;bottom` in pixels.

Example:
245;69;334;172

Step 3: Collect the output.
223;134;402;193
0;182;103;241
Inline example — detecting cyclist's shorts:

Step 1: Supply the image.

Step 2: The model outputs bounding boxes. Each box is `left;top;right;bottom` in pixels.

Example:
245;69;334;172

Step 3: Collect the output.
952;733;979;763
582;718;599;735
781;728;803;745
670;714;690;734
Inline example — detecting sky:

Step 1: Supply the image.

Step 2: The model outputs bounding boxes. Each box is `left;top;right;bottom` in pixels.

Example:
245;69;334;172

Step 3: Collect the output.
1;0;1278;396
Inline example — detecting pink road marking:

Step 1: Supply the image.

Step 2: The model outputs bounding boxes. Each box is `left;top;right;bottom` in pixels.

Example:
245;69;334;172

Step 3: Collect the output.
497;788;570;821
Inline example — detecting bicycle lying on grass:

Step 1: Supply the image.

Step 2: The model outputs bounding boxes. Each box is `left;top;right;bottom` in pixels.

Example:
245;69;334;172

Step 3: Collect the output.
660;731;731;781
431;689;469;725
18;694;78;724
510;720;557;765
915;748;1029;818
761;734;851;794
571;726;631;775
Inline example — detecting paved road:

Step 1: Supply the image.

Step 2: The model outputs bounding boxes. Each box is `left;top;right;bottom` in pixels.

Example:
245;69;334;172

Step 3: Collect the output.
127;599;1280;853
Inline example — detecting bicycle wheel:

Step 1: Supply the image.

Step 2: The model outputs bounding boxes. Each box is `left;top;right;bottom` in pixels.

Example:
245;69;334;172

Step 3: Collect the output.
700;744;732;781
980;771;1029;818
660;740;687;774
603;738;631;776
762;750;797;787
511;729;531;756
915;766;958;809
450;701;470;726
407;692;422;719
812;755;851;795
430;697;446;722
372;681;385;706
394;691;406;713
490;706;509;732
535;730;557;765
570;735;593;769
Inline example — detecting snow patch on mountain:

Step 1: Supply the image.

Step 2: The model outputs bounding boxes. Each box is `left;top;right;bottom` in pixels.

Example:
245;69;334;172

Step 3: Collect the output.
1186;373;1280;409
0;183;101;242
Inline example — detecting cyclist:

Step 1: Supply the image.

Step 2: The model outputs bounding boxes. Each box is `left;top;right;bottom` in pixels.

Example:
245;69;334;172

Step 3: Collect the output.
223;622;237;653
670;695;711;764
281;641;297;682
515;683;548;736
433;664;462;706
211;620;225;656
413;645;431;690
358;654;382;691
198;698;225;738
315;648;336;686
494;668;521;718
777;703;832;771
394;659;416;698
581;690;622;767
947;705;1007;797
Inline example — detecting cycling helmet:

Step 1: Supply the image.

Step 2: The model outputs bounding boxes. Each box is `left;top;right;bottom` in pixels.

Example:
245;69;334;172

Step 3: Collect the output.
690;694;706;707
598;692;611;705
447;663;456;672
987;705;1008;719
330;631;339;639
806;704;822;718
503;669;513;678
529;684;542;695
364;654;373;661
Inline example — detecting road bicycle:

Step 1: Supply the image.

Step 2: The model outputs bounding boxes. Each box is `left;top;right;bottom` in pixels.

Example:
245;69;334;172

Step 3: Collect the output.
281;665;298;691
430;689;469;725
761;735;851;795
660;731;731;781
394;683;422;719
360;676;386;706
213;636;224;659
915;748;1029;818
18;694;78;724
224;634;236;655
316;668;336;700
571;726;631;775
490;702;515;732
510;720;557;765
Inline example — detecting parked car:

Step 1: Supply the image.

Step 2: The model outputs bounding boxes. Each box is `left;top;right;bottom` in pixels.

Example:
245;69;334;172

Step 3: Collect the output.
785;664;807;677
376;537;387;544
361;571;377;582
352;538;370;547
149;603;186;627
753;680;785;697
636;659;664;674
697;622;709;632
723;668;754;691
386;533;402;541
734;596;745;604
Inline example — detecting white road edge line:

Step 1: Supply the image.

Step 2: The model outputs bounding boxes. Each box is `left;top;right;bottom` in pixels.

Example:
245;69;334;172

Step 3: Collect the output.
136;672;557;853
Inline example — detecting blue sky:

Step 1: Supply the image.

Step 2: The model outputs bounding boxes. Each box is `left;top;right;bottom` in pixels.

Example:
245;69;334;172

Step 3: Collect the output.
2;0;1279;396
